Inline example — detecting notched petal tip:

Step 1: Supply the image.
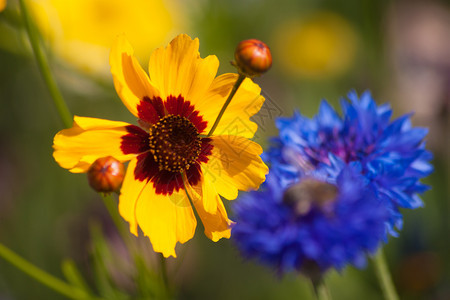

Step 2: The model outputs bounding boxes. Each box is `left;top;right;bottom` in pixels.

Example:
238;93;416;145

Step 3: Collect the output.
172;33;197;44
148;33;219;103
184;178;232;242
132;184;197;259
145;235;178;258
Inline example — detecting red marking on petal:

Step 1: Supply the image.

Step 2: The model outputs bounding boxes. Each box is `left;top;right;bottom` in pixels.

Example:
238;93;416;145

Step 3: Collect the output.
198;138;213;164
164;95;207;133
153;171;184;195
181;99;195;116
189;110;207;133
134;153;185;195
121;125;150;154
186;163;202;187
184;138;213;188
137;96;165;124
134;153;159;182
166;95;192;117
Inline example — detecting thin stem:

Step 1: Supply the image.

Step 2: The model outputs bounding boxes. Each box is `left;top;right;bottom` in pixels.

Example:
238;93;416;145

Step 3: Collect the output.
311;278;332;300
0;243;100;300
207;74;246;137
101;193;174;299
100;193;129;242
18;0;72;128
159;254;170;297
373;249;399;300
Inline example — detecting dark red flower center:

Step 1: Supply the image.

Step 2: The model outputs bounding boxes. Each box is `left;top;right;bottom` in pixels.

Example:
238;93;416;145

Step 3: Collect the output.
148;115;202;173
120;95;213;195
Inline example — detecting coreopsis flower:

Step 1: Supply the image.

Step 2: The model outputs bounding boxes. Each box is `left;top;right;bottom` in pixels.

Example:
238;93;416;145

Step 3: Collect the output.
265;90;433;235
53;34;268;257
233;160;389;274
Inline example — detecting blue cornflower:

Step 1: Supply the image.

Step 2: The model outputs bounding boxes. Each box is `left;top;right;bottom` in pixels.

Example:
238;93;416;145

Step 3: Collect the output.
232;159;389;274
265;90;433;235
232;90;433;275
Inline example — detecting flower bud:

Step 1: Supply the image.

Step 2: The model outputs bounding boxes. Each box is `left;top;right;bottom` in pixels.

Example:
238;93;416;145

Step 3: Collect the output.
87;156;125;193
234;39;272;77
283;178;338;216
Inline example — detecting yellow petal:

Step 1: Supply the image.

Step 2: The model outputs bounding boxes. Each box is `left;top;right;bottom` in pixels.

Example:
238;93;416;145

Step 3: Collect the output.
197;167;218;214
135;184;197;258
148;34;219;104
184;176;232;242
118;158;141;235
110;34;160;117
195;74;265;138
53;116;137;173
202;135;269;200
119;160;196;257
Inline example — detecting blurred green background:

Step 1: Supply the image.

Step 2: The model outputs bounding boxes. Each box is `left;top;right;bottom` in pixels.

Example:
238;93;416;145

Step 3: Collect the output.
0;0;449;299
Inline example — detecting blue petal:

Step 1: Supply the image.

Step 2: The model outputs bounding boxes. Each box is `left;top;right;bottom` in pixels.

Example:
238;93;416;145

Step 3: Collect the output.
317;100;341;129
232;89;433;276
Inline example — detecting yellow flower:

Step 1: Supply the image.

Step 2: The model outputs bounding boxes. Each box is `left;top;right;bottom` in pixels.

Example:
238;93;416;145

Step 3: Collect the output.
53;34;268;257
274;12;358;79
0;0;6;12
28;0;179;75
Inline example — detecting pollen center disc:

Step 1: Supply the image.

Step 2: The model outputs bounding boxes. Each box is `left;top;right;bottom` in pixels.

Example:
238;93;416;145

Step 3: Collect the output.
148;115;202;172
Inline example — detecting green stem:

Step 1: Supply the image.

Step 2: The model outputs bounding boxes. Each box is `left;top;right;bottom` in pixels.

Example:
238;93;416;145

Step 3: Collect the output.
18;0;72;128
100;193;129;242
311;278;332;300
373;249;399;300
159;254;170;297
0;243;98;300
207;74;246;137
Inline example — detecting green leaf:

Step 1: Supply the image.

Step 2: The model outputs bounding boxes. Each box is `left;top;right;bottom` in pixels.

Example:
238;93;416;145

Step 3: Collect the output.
90;223;130;300
61;259;93;296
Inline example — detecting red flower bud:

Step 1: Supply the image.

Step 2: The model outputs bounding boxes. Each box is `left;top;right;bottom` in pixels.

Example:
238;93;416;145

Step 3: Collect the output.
234;39;272;77
87;156;125;193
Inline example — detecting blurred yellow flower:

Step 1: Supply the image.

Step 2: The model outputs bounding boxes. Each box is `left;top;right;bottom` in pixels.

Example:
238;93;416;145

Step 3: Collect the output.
0;0;6;12
274;12;358;79
28;0;181;75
